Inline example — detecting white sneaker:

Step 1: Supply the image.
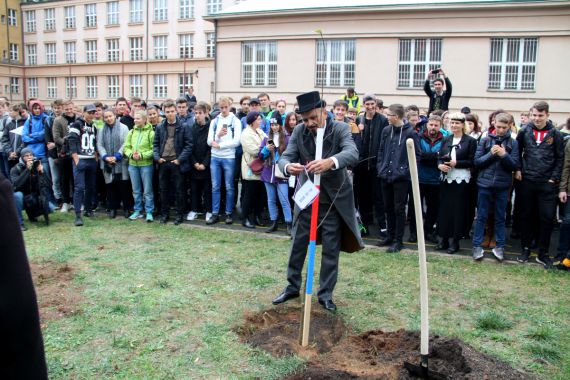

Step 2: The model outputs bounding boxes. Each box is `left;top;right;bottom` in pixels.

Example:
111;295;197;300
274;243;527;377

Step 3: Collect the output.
205;212;213;221
186;211;198;221
60;203;70;213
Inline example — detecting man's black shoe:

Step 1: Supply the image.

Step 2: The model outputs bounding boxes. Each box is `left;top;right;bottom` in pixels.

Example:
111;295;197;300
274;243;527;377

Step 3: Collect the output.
225;214;233;224
447;243;460;254
536;255;553;270
265;221;278;233
318;299;337;312
408;232;417;243
376;237;394;247
272;291;300;305
108;209;117;219
517;247;531;263
74;216;84;227
435;239;449;251
242;219;255;228
173;215;184;225
255;216;265;227
83;210;94;217
160;215;169;224
387;241;403;253
206;213;219;225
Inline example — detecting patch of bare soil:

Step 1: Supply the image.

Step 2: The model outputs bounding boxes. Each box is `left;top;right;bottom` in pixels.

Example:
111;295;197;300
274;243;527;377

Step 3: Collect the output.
30;261;82;323
237;305;532;379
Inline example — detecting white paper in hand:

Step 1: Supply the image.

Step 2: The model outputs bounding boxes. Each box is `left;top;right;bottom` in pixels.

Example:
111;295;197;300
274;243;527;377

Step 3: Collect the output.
293;178;320;210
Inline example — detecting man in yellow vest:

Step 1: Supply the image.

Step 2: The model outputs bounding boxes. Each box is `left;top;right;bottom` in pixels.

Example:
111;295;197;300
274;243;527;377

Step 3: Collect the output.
341;87;361;113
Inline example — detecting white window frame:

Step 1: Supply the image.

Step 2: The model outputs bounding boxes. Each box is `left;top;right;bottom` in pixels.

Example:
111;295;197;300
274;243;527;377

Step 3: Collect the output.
107;2;119;25
207;0;222;15
66;77;77;99
153;0;168;21
488;37;538;91
129;37;144;61
26;44;37;65
241;41;277;87
45;43;57;65
153;35;168;60
8;9;17;26
85;40;98;63
315;39;356;88
107;75;120;99
85;4;97;28
27;78;38;98
179;34;193;59
107;39;120;62
65;42;77;64
129;0;143;23
10;77;19;94
179;0;194;19
206;32;215;58
129;74;143;98
64;6;76;29
86;76;98;99
44;9;56;31
46;77;57;98
179;74;192;96
397;38;442;89
153;74;168;98
25;10;36;33
9;43;18;62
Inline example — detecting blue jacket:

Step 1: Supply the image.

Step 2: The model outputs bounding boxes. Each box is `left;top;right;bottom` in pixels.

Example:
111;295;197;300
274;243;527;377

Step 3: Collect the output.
418;129;445;185
21;113;48;159
153;117;193;173
474;132;519;189
377;123;420;183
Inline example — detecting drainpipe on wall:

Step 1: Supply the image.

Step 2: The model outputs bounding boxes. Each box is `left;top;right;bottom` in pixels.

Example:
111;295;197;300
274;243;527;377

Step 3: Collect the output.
20;1;27;103
213;19;218;103
145;0;149;102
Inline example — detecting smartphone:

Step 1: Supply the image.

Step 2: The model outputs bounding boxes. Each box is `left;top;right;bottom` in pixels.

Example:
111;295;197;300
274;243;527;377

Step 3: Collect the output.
222;124;228;130
432;68;441;74
267;140;274;146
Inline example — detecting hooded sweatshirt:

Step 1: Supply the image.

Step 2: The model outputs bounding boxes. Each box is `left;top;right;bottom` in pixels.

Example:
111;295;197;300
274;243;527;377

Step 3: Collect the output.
376;122;420;183
21;100;48;159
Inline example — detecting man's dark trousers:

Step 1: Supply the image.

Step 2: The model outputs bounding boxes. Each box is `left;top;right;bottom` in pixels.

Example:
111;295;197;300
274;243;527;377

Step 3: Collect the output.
382;180;410;243
519;179;557;254
159;161;186;217
73;159;97;214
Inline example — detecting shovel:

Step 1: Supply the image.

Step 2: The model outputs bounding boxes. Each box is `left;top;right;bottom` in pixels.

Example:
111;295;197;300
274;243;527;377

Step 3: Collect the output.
403;138;446;379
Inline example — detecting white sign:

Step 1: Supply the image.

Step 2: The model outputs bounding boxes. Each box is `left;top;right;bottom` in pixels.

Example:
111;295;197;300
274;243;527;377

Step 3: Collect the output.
293;178;320;210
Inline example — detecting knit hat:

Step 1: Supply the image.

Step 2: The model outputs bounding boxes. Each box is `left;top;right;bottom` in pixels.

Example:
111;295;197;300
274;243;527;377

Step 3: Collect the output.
246;111;261;125
20;147;34;157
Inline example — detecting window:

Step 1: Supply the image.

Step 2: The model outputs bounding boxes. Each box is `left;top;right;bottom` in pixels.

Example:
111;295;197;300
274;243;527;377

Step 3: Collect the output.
397;38;441;88
129;37;144;61
8;9;17;26
154;74;168;98
86;76;98;98
107;75;120;99
154;0;168;21
26;44;37;65
107;39;120;62
488;37;538;91
180;0;194;19
66;77;77;99
179;74;192;96
179;34;193;59
65;42;77;64
241;41;277;87
85;40;98;63
10;78;19;94
130;0;143;23
44;8;56;31
27;78;38;98
129;74;143;97
46;77;57;98
9;44;18;62
207;0;222;15
107;2;119;25
85;4;97;28
64;6;76;29
206;32;215;58
45;43;56;64
25;10;36;32
315;39;355;87
153;35;168;60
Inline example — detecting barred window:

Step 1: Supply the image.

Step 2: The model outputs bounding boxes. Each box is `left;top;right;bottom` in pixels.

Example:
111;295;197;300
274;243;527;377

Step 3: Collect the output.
241;41;277;87
179;74;192;96
26;44;37;65
27;78;38;98
207;0;222;15
45;43;56;65
107;2;119;25
8;9;17;26
206;32;215;58
130;0;143;23
85;4;97;28
488;37;538;91
154;0;168;21
10;77;19;94
25;10;36;33
154;74;168;98
398;38;442;88
9;43;18;62
86;76;98;99
46;77;57;98
65;42;77;64
316;39;355;87
107;39;120;62
86;40;98;63
179;34;194;59
64;6;76;29
44;9;56;31
180;0;194;19
107;75;120;99
153;35;168;60
66;77;77;99
130;37;144;61
130;75;143;98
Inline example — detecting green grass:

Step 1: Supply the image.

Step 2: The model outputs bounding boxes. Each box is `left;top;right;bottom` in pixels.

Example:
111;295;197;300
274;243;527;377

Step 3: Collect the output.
23;213;570;379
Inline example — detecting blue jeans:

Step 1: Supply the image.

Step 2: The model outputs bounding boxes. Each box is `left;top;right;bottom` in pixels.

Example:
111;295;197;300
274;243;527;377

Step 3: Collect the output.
14;191;24;225
129;165;154;213
73;159;98;215
264;181;292;222
473;186;509;248
210;157;235;215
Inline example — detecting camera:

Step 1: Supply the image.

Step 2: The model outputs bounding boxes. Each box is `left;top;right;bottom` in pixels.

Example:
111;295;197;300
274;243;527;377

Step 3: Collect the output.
32;159;41;171
432;68;441;74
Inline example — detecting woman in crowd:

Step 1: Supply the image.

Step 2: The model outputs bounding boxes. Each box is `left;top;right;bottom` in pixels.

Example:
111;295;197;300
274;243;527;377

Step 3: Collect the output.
284;112;298;136
147;104;163;130
466;113;482;141
268;99;287;125
436;112;477;253
123;110;155;222
442;111;450;131
240;111;267;228
97;109;131;218
259;117;292;235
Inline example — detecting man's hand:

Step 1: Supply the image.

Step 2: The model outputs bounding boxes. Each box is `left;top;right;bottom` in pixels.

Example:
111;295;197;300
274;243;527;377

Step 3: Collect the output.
438;163;450;173
158;158;166;164
217;128;227;138
560;191;568;203
267;144;275;152
211;141;220;149
358;123;365;131
447;160;457;168
105;156;116;164
306;158;335;174
515;171;522;181
172;159;180;165
491;145;506;157
9;152;17;159
37;162;44;174
286;163;304;176
26;160;34;170
132;152;141;161
47;142;56;150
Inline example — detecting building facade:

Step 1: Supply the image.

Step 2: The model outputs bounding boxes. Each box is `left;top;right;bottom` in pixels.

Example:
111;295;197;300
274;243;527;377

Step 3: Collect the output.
209;0;570;123
0;0;24;102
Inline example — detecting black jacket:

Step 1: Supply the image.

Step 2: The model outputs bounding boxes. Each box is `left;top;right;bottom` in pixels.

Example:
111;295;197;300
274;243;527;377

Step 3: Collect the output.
358;112;388;170
424;77;452;114
10;161;52;195
437;134;477;176
516;121;565;183
1;118;27;158
189;119;211;179
376;123;420;183
153;117;193;173
475;133;520;189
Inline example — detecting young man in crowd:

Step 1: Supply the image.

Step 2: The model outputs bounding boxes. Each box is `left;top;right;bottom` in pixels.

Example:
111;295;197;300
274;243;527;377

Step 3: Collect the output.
0;100;11;178
424;68;452;114
153;100;193;225
472;113;520;261
206;96;242;225
376;104;420;253
53;100;77;213
68;104;99;227
21;100;51;182
185;86;197;104
515;101;565;268
92;102;105;130
2;104;27;170
258;93;272;117
176;97;195;128
45;99;63;206
557;137;570;270
342;87;361;113
236;96;251;119
187;103;212;221
115;97;134;129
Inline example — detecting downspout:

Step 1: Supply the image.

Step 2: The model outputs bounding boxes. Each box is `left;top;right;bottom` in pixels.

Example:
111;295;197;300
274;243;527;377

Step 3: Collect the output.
213;19;218;102
145;0;149;102
21;1;27;103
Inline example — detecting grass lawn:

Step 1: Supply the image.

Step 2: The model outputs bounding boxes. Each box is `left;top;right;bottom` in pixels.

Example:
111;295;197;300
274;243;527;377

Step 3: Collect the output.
24;213;570;379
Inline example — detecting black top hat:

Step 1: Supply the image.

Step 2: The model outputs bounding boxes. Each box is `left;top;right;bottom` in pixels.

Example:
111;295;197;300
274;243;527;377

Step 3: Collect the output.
296;91;324;114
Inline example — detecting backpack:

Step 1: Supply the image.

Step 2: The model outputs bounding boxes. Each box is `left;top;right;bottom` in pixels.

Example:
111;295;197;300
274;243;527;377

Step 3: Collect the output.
212;114;236;139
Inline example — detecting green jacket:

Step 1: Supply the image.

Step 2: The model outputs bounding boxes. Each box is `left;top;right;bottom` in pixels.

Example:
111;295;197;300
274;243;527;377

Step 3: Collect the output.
123;123;155;167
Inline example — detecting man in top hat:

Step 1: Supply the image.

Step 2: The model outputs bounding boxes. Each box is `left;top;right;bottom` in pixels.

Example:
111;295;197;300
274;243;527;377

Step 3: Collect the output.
272;91;363;312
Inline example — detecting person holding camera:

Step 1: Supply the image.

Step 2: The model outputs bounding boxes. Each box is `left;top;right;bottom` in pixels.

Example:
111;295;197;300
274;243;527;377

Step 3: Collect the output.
11;147;54;230
424;68;452;115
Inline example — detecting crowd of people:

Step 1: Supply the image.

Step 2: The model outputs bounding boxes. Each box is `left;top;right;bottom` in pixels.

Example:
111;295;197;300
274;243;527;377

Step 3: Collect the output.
1;68;569;272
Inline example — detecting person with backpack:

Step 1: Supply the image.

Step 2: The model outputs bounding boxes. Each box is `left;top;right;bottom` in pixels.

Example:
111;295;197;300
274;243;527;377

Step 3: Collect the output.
21;100;50;180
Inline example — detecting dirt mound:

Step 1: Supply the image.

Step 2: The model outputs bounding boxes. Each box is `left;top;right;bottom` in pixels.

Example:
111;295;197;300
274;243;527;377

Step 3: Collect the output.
238;306;531;379
30;261;82;323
